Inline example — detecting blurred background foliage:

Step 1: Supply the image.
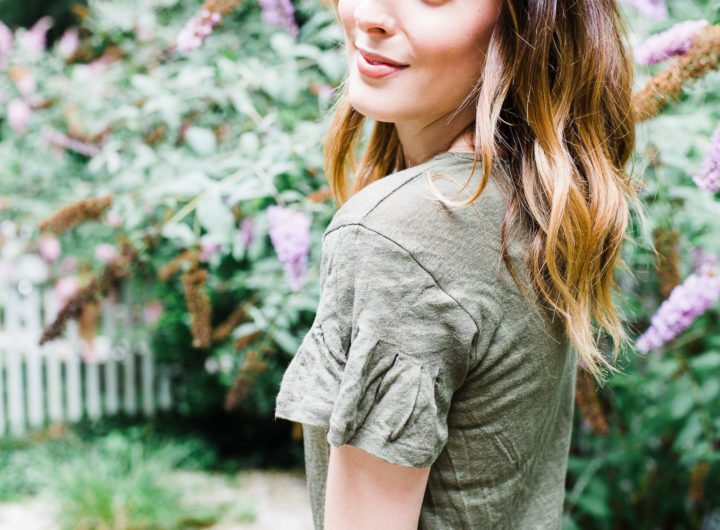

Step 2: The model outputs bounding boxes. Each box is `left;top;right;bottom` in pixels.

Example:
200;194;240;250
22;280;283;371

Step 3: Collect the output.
0;0;718;528
0;0;83;39
566;2;720;528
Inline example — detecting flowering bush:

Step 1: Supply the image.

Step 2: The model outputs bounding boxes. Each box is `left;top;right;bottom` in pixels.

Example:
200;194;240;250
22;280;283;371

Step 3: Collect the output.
562;1;720;527
694;121;720;192
634;18;709;65
0;0;343;419
635;267;720;354
266;205;311;291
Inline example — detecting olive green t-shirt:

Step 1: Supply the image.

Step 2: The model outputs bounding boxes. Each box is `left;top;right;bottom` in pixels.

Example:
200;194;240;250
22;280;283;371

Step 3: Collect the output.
275;151;576;529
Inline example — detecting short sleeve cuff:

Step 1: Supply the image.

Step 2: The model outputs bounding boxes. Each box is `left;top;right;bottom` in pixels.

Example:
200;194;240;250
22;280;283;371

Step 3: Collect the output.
275;321;448;469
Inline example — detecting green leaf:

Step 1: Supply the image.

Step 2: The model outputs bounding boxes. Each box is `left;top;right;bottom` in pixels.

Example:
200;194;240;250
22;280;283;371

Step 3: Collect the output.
261;67;300;104
184;127;217;156
196;195;235;238
562;514;581;530
230;91;255;116
651;357;680;379
157;171;212;198
576;478;611;519
690;351;720;371
293;43;321;61
701;378;720;402
673;414;704;452
317;50;346;82
287;294;320;313
245;306;269;328
161;223;197;247
270;33;296;58
130;74;162;96
670;391;694;419
231;322;260;341
239;133;260;156
272;329;301;355
226;178;272;203
215;56;238;82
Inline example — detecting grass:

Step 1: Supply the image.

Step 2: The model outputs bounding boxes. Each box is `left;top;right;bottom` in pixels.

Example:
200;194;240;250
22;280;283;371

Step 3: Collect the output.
0;424;257;529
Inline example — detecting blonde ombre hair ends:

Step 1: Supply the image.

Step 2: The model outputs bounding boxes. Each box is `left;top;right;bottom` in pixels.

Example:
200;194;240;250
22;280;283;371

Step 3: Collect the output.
324;0;638;381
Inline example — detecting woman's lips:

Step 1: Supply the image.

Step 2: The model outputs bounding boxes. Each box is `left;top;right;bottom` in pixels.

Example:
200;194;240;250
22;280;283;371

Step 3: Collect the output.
356;49;409;79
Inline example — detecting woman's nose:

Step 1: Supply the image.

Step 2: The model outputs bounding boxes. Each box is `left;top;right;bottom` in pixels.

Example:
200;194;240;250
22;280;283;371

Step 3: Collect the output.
353;0;396;35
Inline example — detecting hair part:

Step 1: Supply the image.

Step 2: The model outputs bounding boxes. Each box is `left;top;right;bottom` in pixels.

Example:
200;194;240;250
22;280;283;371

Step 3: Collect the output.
324;0;638;382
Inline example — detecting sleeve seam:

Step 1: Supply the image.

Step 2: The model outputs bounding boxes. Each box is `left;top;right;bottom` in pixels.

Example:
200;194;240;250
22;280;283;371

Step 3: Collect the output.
338;163;445;225
324;222;491;340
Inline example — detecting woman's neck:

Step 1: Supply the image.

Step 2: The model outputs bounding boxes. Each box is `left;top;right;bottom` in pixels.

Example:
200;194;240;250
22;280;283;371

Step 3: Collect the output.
395;104;476;167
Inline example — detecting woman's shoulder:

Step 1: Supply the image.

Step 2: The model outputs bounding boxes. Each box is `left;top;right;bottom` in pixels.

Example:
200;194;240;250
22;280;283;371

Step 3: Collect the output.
319;151;535;332
324;151;508;244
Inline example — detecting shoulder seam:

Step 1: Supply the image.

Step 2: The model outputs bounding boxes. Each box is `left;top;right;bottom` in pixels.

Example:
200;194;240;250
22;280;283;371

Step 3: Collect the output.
353;158;449;224
325;222;485;339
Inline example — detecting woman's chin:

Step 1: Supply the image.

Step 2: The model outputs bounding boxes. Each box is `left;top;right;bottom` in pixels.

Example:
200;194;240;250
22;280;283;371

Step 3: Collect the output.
348;100;401;124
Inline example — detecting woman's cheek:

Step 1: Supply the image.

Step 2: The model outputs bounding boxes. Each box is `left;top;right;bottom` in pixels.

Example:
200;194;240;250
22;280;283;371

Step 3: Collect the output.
337;0;357;37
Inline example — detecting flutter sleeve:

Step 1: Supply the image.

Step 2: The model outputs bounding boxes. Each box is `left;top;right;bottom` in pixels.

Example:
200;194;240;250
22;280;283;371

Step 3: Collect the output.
274;223;478;468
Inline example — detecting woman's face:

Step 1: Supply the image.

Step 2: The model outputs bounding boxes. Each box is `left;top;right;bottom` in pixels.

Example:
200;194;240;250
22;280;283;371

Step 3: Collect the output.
338;0;502;127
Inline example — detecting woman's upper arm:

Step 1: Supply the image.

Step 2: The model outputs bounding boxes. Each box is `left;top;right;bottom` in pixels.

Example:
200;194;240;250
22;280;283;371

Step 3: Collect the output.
324;443;431;530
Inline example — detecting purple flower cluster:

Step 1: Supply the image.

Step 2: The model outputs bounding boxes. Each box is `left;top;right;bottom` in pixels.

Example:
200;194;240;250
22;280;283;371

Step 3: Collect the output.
176;9;222;52
94;243;118;263
240;217;255;248
693;122;720;193
636;266;720;354
198;240;221;262
7;98;31;134
634;19;709;66
19;16;53;53
692;248;719;273
42;129;101;157
258;0;299;39
267;205;310;291
38;235;61;262
57;28;79;58
619;0;668;21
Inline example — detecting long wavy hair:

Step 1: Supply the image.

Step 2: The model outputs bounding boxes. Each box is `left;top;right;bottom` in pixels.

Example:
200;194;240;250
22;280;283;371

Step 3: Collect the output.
324;0;638;381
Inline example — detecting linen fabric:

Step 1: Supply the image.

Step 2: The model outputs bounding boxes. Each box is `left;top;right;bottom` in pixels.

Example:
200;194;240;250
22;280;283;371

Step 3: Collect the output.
275;151;576;529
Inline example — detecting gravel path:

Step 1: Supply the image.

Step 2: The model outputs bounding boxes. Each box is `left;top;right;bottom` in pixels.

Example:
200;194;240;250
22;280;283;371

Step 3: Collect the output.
178;469;314;530
0;469;313;530
0;497;57;530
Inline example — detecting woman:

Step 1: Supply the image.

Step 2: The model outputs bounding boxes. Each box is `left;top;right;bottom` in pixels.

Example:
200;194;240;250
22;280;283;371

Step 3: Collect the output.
276;0;636;527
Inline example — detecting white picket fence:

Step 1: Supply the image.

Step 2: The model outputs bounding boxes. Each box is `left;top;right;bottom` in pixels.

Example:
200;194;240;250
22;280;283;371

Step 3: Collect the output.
0;280;172;437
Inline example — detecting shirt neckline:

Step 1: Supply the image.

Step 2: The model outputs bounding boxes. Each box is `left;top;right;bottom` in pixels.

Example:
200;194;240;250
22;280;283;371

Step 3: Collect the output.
397;152;477;174
427;151;477;164
435;150;476;158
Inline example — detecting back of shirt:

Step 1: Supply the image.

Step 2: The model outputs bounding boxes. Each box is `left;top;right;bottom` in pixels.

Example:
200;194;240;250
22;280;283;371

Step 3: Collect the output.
275;151;576;529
